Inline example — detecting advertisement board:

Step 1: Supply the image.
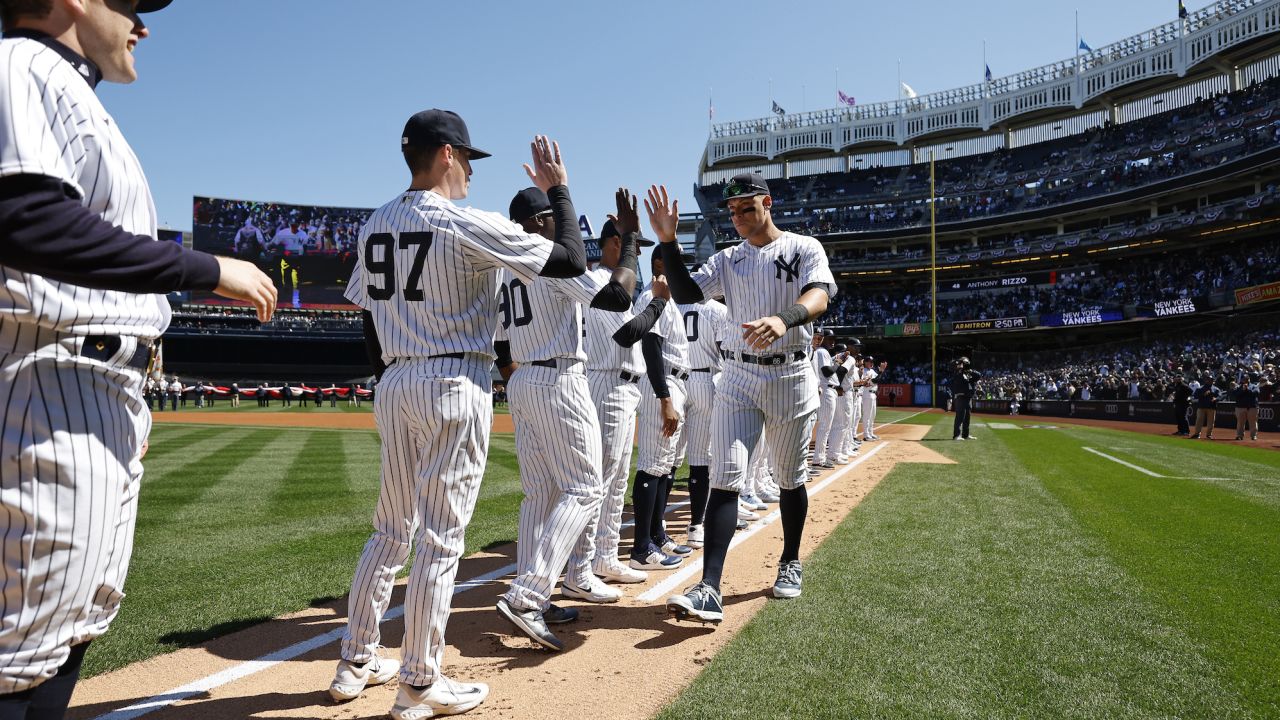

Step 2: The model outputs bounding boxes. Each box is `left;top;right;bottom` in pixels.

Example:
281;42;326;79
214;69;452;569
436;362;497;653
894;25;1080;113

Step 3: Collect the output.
952;317;1029;333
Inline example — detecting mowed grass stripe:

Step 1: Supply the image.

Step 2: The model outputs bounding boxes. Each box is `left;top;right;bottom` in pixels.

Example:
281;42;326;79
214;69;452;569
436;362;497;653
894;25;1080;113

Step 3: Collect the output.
84;425;527;677
1003;428;1280;717
660;416;1246;720
1044;423;1280;509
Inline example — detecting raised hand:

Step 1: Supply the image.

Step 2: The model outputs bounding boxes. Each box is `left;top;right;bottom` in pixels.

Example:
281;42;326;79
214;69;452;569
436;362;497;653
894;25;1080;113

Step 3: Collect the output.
607;187;640;236
643;184;679;242
522;135;568;191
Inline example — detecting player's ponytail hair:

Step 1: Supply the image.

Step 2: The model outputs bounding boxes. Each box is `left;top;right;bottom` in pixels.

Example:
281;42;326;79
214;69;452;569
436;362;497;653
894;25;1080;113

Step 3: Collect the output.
0;0;53;30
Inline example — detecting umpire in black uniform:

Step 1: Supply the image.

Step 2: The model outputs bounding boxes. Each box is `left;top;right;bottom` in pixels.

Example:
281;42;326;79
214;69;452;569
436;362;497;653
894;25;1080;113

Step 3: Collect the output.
1172;375;1192;436
951;357;979;440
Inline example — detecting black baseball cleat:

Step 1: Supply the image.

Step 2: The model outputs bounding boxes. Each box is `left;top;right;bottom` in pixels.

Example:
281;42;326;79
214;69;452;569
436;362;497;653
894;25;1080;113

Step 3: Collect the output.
496;598;563;651
666;581;724;624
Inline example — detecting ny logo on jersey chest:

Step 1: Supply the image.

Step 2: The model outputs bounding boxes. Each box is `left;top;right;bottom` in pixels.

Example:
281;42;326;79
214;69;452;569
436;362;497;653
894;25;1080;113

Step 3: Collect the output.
774;253;802;282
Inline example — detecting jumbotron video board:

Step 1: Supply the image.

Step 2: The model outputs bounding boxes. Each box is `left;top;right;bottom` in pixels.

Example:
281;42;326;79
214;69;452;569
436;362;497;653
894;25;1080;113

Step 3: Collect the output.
192;196;373;308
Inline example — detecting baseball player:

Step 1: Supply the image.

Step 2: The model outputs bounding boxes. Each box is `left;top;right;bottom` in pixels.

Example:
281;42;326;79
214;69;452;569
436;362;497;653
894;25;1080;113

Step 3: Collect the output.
491;187;641;651
672;294;729;548
809;331;837;468
0;2;276;713
331;115;586;720
859;356;880;441
648;175;834;625
629;251;695;571
580;221;666;585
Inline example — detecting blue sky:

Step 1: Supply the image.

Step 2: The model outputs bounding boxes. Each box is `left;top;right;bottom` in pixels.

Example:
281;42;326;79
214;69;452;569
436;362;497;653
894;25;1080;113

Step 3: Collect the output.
102;0;1188;233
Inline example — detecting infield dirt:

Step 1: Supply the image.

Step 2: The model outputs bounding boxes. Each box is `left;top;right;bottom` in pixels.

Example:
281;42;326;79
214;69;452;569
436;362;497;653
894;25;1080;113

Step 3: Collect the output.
68;423;947;720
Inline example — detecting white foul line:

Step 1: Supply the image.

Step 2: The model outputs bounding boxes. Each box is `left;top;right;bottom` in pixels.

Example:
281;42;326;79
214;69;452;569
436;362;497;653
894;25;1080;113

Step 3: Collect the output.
637;442;890;603
1082;447;1166;477
92;413;929;719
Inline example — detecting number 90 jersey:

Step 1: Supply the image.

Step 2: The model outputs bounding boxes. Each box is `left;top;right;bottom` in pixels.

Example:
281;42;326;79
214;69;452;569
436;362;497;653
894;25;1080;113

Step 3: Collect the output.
345;190;552;362
493;270;608;363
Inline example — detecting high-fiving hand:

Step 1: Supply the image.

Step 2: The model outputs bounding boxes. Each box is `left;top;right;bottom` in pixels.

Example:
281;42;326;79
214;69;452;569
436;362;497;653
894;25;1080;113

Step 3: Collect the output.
523;135;568;191
643;184;679;243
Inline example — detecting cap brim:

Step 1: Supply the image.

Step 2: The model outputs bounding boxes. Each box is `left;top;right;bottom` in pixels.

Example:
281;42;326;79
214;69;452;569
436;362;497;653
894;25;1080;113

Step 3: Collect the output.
136;0;173;12
717;190;767;208
460;144;491;160
638;237;656;247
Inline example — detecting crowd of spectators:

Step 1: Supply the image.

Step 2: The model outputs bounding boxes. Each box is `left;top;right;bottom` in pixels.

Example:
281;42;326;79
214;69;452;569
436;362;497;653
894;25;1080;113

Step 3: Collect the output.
971;329;1278;404
821;236;1280;326
702;75;1280;240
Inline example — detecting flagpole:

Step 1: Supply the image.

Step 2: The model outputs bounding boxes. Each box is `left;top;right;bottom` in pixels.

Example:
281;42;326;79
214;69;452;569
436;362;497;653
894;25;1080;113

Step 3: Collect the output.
802;83;807;112
983;39;988;96
835;66;839;106
930;151;938;410
897;58;902;101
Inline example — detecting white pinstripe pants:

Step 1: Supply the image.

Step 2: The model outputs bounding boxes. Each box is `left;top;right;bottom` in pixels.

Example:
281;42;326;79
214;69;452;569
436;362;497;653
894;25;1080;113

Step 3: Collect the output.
340;356;491;687
674;371;718;469
583;371;640;570
711;360;818;493
504;363;603;610
829;391;854;457
861;392;878;438
812;387;837;461
844;392;865;456
636;376;686;477
0;332;149;694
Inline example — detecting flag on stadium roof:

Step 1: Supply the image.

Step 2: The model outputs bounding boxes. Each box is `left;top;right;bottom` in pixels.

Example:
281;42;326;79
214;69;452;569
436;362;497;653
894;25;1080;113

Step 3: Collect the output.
771;100;786;116
837;90;857;107
901;82;918;99
1179;0;1188;18
984;64;993;82
1078;38;1092;52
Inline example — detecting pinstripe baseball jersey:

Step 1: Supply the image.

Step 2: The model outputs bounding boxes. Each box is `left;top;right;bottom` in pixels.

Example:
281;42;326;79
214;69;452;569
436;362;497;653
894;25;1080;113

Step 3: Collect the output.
345;190;552;361
687;232;835;354
860;367;879;394
839;358;861;392
811;347;833;385
636;285;690;370
493;271;606;362
583;268;643;374
677;299;728;370
0;36;165;337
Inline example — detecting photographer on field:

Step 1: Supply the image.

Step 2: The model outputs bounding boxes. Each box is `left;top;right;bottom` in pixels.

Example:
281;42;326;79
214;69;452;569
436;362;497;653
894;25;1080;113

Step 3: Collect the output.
951;357;981;441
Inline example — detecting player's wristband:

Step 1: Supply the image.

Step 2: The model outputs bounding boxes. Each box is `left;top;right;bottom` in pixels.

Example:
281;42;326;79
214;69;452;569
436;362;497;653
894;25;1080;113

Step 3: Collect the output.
774;304;810;329
618;232;641;273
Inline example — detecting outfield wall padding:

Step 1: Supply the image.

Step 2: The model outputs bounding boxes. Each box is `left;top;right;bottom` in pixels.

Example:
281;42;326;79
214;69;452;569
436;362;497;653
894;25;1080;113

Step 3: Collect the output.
981;399;1279;433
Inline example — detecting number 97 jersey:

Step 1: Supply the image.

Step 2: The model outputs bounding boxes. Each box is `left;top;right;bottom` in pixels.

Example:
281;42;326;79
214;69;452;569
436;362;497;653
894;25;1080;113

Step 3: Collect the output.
345;190;552;362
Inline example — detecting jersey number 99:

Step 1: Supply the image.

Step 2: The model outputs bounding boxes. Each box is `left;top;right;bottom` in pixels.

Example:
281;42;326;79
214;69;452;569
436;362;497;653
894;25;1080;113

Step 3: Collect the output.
365;231;432;301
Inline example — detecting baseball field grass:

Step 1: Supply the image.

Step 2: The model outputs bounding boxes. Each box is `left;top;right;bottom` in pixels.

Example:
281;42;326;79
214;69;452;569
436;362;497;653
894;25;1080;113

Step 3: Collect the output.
658;415;1280;720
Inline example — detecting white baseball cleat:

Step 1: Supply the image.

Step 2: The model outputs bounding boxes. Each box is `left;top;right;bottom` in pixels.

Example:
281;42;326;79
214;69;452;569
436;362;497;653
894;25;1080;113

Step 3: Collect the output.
741;493;768;511
390;675;489;719
561;575;623;603
834;454;850;464
737;504;760;522
594;561;648;584
757;486;780;503
329;651;399;702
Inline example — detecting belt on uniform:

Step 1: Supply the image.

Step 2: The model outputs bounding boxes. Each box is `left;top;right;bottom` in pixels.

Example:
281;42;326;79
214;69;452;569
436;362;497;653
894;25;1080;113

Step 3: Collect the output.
691;367;713;373
530;359;557;368
81;335;152;371
669;367;690;381
721;349;807;366
429;352;465;360
619;370;641;383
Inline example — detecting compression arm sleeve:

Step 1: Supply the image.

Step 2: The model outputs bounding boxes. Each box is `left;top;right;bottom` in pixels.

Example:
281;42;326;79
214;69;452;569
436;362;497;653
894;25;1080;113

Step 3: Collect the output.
361;311;388;380
537;185;587;278
658;242;704;303
0;174;222;292
642;333;670;399
612;297;667;347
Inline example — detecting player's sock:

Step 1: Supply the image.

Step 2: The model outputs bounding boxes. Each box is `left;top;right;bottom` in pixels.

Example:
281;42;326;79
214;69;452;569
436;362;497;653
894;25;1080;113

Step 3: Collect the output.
779;485;809;564
650;471;674;541
687;465;710;527
631;472;660;555
700;489;739;591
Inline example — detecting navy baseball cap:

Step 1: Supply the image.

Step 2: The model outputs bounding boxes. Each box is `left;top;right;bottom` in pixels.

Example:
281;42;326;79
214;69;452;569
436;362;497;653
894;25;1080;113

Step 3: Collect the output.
136;0;174;11
401;109;491;159
719;171;770;207
599;219;656;247
509;187;550;223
